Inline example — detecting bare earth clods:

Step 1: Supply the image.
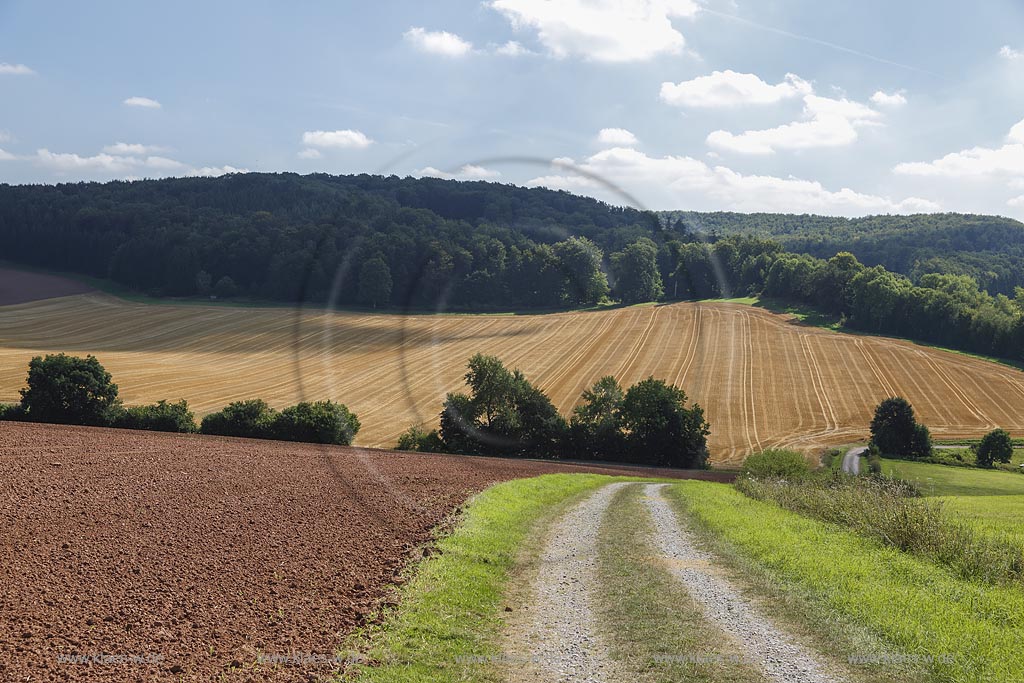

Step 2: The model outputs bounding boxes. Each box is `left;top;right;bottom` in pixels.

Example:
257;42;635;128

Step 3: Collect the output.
0;422;714;682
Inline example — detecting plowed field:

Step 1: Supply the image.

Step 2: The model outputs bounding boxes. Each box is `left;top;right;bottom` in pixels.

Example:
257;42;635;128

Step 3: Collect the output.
3;292;1024;465
0;421;713;681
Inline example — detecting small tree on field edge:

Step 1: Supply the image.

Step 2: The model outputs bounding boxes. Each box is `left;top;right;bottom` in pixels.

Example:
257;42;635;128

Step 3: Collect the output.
975;428;1014;468
870;397;932;460
19;353;120;426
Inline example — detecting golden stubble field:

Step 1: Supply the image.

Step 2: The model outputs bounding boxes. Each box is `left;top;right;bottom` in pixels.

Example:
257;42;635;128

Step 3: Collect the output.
3;292;1024;466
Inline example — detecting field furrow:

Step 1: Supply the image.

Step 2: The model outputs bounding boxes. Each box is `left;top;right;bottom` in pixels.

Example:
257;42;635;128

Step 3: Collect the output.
3;295;1024;464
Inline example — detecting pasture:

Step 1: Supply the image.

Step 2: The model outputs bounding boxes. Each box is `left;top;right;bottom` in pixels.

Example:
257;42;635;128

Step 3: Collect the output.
3;291;1024;464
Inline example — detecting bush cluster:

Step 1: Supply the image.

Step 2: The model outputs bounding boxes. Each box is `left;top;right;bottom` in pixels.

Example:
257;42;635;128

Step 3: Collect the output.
740;448;811;480
397;354;710;468
201;398;360;445
3;354;359;446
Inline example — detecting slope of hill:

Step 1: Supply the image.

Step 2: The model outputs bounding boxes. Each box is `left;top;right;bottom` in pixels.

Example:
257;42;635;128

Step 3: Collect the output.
3;292;1022;465
663;211;1024;295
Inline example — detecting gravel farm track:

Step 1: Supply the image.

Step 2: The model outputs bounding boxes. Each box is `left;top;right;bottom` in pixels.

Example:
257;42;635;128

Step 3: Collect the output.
2;273;1024;464
0;421;716;682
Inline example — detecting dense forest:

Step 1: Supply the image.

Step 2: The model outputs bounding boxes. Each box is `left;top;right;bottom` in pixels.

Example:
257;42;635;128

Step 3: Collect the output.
662;211;1024;296
0;173;659;310
2;173;1023;361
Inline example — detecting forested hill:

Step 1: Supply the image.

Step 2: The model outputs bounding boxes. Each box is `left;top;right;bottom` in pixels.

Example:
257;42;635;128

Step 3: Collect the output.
0;173;660;309
662;211;1024;296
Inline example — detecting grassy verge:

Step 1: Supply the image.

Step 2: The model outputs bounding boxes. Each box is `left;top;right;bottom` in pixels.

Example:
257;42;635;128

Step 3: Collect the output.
666;481;1024;683
342;473;633;682
882;459;1024;497
736;473;1023;584
594;484;764;683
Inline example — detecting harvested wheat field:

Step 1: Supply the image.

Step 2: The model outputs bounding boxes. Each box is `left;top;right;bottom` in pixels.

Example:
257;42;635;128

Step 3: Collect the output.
3;292;1024;465
0;421;712;682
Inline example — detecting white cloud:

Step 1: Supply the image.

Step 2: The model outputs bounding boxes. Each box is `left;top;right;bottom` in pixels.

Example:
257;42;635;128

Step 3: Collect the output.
0;63;34;75
1008;195;1024;208
597;127;638;146
34;147;237;178
404;27;474;57
870;90;907;107
526;146;937;216
297;148;322;159
490;0;699;62
707;94;882;155
101;142;169;155
0;148;15;161
123;96;162;109
894;117;1024;178
416;164;502;180
660;70;811;108
301;129;373;149
494;40;532;56
35;149;140;173
187;165;247;177
1000;45;1023;60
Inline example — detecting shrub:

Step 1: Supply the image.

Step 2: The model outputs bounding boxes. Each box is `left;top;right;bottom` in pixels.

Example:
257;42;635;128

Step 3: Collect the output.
0;403;27;421
272;400;360;445
976;428;1014;468
866;443;883;474
19;353;121;426
396;425;444;452
114;400;196;433
200;399;277;439
740;448;811;480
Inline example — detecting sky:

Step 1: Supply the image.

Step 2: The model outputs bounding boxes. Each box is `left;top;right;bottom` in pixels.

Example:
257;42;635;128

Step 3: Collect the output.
2;0;1024;218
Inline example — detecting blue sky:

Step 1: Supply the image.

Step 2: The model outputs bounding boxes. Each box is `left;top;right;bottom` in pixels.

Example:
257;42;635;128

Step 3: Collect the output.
2;0;1024;217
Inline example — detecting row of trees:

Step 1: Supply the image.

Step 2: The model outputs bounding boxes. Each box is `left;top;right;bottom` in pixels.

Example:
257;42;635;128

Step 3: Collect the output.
0;354;360;446
397;354;710;468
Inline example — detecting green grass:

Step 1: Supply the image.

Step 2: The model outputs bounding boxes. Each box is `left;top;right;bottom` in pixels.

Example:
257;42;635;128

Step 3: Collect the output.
666;480;1024;683
594;484;763;683
342;473;641;682
936;495;1024;546
882;459;1024;497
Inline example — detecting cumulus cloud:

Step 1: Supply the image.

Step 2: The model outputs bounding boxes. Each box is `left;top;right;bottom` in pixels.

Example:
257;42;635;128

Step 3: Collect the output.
416;164;502;180
894;117;1024;177
1008;195;1024;208
526;146;937;216
870;90;907;107
1000;45;1023;60
123;96;162;109
707;94;882;155
490;0;699;62
494;40;533;56
0;148;15;161
301;129;373;149
297;148;322;159
187;165;247;177
597;128;638;146
0;62;35;75
33;146;241;178
660;70;812;108
102;142;169;155
404;27;474;57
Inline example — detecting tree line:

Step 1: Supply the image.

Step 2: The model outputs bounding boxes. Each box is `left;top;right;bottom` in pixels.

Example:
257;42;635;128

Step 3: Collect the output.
2;173;1023;360
396;353;709;468
0;354;360;446
0;353;710;468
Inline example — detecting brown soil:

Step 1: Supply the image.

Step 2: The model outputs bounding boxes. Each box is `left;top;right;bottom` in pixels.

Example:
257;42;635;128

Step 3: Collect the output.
0;422;725;682
0;267;94;306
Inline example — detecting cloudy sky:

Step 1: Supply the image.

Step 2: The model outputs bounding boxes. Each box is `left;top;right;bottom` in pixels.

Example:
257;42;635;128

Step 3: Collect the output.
2;0;1024;217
